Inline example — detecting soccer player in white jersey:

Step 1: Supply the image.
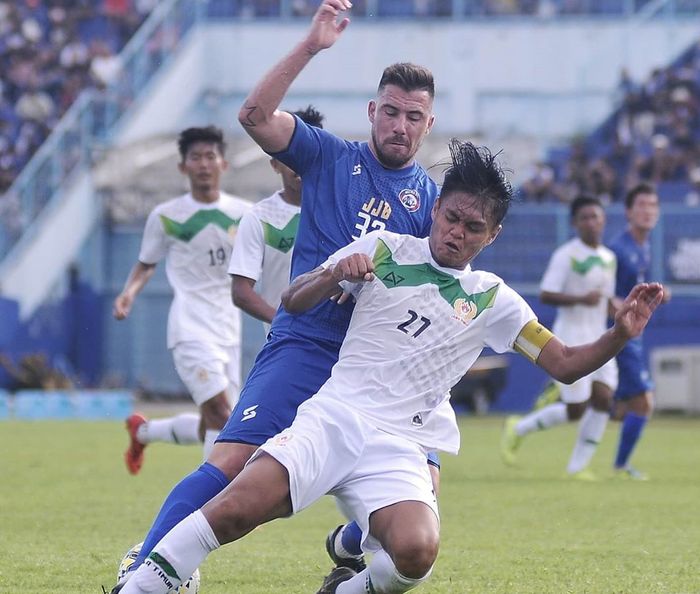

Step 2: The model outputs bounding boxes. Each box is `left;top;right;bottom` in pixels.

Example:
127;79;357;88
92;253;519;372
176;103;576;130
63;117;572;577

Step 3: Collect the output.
229;106;324;334
113;126;252;472
117;140;663;594
500;195;618;479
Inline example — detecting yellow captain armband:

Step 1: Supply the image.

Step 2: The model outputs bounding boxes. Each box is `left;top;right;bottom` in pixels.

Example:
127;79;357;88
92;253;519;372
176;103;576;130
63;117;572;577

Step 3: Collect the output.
513;319;555;363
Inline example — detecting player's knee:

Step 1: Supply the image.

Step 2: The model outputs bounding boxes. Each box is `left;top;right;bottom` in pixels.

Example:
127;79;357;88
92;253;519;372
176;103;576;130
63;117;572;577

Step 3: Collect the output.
391;532;439;579
207;442;255;481
200;393;232;430
566;402;586;421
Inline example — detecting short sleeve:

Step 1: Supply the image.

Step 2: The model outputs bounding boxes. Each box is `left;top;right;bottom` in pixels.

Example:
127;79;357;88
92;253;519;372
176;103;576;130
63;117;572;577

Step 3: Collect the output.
228;210;264;282
269;116;327;176
483;283;537;354
539;246;569;293
138;209;168;265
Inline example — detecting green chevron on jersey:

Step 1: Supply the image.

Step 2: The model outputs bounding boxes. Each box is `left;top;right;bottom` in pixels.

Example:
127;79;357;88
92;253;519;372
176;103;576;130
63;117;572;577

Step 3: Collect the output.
262;214;300;253
160;210;240;242
570;255;613;275
373;239;499;317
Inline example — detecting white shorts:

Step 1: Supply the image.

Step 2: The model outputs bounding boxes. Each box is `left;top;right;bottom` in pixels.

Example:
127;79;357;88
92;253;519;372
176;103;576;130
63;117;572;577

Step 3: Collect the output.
172;341;241;407
253;397;439;553
558;358;618;404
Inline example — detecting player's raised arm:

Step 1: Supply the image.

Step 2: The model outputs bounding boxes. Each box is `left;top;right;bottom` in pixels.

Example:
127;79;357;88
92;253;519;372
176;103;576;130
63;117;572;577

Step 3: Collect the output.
237;0;351;153
531;282;663;384
282;253;374;314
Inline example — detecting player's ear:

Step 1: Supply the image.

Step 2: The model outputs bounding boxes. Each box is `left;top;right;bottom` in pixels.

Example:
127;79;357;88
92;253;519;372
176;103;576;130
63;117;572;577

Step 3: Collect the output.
486;224;502;245
177;161;186;175
367;100;376;123
431;196;441;219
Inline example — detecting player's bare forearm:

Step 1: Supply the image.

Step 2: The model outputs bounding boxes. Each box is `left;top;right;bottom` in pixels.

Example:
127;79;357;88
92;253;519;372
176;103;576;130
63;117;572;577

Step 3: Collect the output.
281;267;341;314
231;276;277;323
540;290;600;307
238;1;350;152
237;45;310;152
537;282;663;383
113;261;156;320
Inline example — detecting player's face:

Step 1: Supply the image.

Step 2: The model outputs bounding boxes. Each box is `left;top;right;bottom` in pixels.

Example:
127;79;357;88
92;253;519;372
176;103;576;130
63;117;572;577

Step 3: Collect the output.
573;204;605;247
179;141;227;195
271;158;302;201
627;191;659;233
368;84;434;169
429;192;501;269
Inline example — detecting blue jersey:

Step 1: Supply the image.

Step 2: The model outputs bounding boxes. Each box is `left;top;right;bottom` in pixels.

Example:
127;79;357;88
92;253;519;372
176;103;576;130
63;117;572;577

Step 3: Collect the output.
609;230;651;298
608;230;654;398
269;116;439;345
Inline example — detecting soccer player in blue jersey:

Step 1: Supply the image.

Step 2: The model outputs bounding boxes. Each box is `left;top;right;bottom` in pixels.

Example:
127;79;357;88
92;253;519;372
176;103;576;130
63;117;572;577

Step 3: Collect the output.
109;2;440;590
608;183;670;480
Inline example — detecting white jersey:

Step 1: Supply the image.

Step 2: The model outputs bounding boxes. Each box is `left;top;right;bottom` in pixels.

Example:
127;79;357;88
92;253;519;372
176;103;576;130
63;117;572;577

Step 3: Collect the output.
139;192;252;348
316;230;536;454
540;237;616;346
227;191;300;312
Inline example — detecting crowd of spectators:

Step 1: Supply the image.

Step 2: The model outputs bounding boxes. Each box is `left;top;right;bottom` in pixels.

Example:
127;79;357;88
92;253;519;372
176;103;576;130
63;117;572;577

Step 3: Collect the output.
0;0;150;195
208;0;671;18
521;41;700;207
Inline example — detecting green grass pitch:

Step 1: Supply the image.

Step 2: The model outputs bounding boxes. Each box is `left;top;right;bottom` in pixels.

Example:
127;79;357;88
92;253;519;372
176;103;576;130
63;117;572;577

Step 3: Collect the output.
1;415;698;593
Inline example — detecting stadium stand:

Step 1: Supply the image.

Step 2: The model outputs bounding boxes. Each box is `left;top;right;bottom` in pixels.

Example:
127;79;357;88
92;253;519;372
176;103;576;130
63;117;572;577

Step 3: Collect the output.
0;0;697;412
524;39;700;205
0;1;149;195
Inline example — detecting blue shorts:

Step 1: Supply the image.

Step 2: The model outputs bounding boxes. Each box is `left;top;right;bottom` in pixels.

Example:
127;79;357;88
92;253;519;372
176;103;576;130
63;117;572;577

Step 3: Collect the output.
218;332;340;446
615;338;653;400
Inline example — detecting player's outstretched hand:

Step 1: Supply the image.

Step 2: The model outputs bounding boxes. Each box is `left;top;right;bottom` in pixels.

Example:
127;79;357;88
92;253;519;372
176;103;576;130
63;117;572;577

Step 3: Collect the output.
332;253;375;284
613;282;664;340
305;0;352;54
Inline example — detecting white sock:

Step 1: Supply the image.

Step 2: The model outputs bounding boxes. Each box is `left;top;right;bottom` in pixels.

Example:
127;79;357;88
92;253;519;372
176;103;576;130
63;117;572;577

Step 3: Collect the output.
337;549;430;594
138;414;201;445
121;510;219;594
515;402;568;436
203;429;220;459
567;408;609;474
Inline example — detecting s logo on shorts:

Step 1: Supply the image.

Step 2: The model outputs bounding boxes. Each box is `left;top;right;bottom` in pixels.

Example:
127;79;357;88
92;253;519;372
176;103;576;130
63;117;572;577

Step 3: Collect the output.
241;405;258;421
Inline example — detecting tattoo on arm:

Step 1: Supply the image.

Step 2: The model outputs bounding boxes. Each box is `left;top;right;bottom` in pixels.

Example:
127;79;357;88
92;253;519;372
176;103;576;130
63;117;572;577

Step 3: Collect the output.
241;103;258;127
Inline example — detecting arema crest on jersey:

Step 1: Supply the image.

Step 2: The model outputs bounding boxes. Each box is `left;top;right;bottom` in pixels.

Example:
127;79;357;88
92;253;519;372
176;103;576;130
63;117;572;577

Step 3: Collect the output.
262;214;299;253
160;209;241;242
372;238;499;325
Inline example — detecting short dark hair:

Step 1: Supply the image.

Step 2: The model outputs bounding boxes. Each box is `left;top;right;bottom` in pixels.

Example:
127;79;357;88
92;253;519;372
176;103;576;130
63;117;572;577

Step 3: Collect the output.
293;105;324;128
625;182;657;209
439;139;513;226
378;63;435;98
570;194;603;219
177;126;227;160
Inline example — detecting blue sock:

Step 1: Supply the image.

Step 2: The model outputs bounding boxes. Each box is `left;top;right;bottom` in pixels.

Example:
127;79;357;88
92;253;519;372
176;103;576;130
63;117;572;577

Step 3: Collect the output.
340;521;363;556
133;462;230;569
614;413;648;469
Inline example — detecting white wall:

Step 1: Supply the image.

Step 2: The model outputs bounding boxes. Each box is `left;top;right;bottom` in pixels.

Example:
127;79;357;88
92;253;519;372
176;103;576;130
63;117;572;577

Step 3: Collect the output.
0;172;99;319
115;18;700;144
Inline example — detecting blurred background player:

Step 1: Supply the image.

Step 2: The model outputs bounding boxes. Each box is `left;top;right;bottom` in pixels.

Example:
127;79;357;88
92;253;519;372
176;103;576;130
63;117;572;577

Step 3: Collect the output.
229;105;325;334
109;1;442;588
609;183;670;480
501;195;617;479
113;126;252;473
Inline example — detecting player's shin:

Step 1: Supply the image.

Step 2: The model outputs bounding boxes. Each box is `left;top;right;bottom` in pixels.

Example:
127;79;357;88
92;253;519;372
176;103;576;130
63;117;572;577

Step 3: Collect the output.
337;549;431;594
121;511;219;594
